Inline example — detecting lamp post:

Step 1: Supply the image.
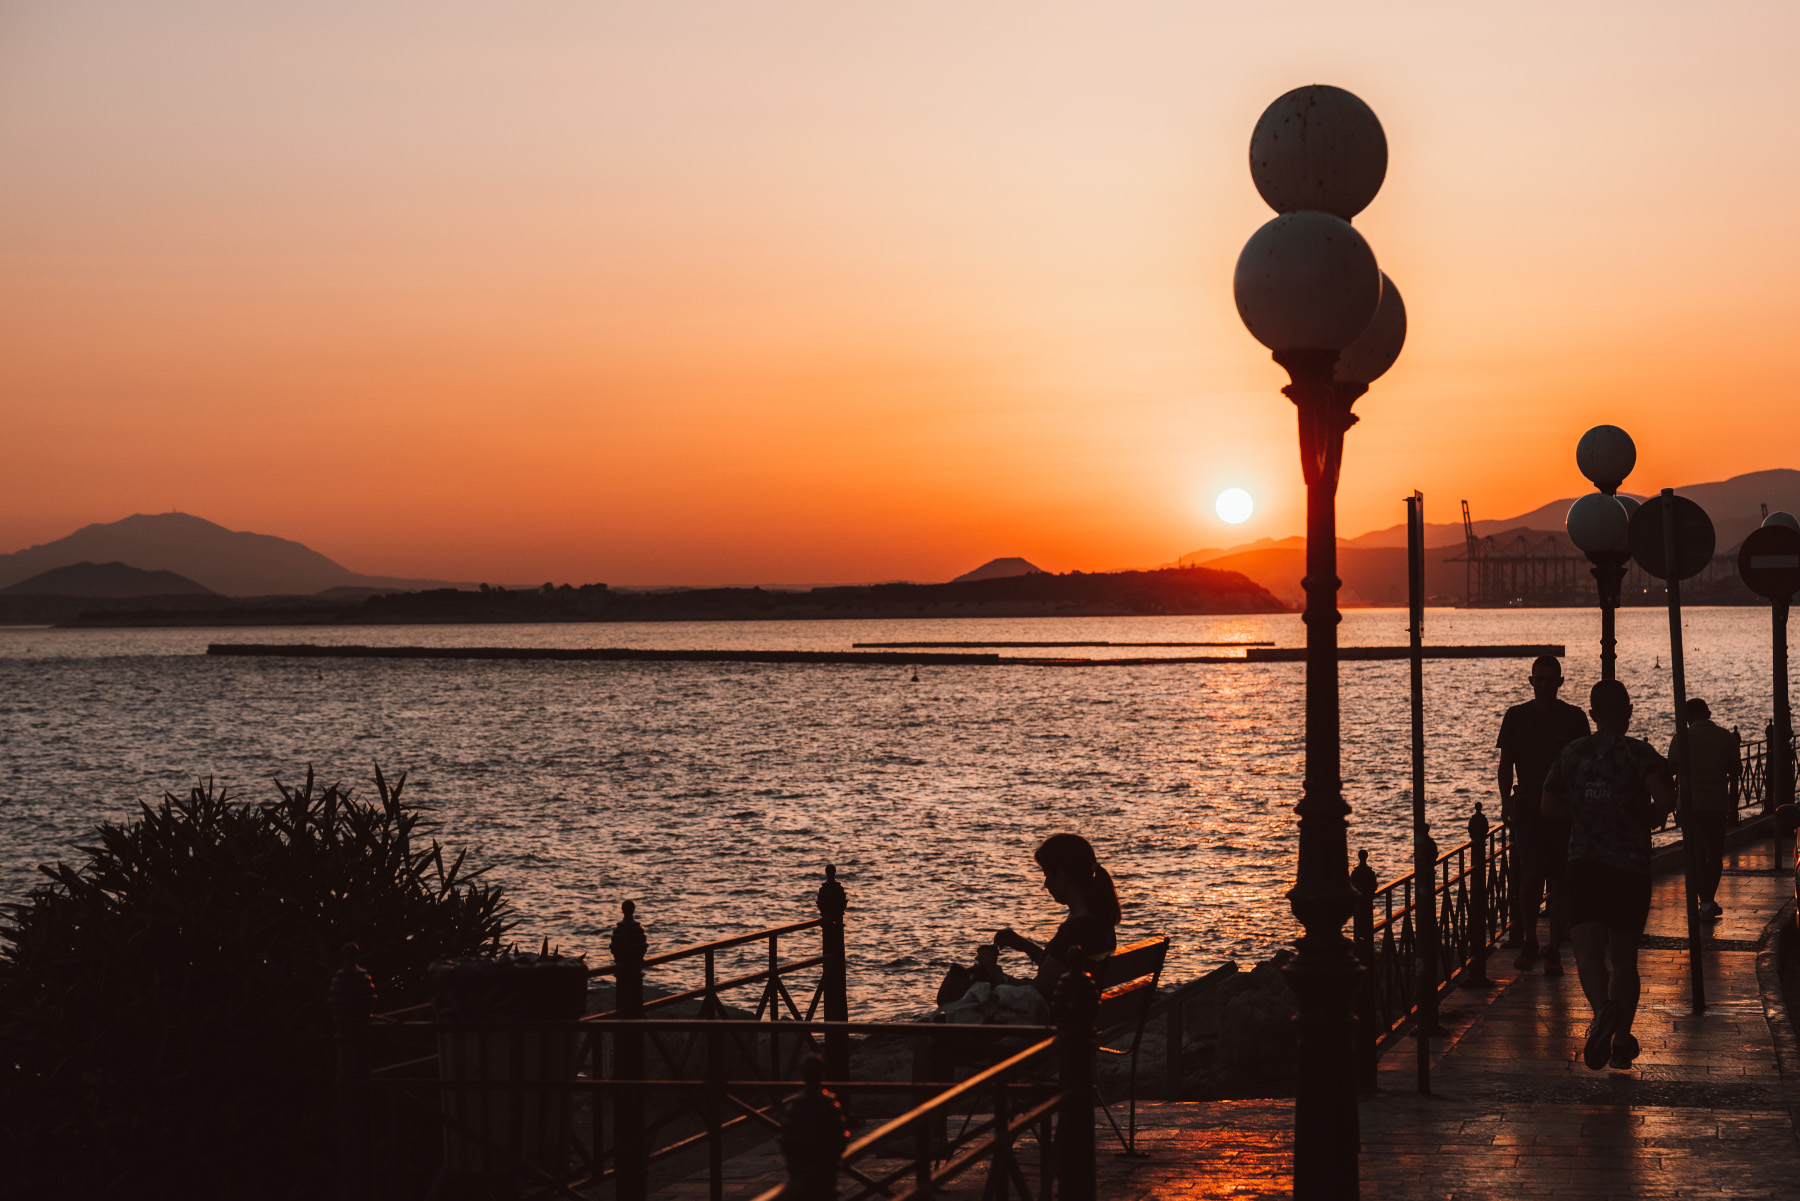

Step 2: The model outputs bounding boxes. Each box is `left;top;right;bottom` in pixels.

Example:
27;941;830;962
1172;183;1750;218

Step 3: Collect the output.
1760;511;1799;813
1570;425;1637;679
1236;83;1391;1201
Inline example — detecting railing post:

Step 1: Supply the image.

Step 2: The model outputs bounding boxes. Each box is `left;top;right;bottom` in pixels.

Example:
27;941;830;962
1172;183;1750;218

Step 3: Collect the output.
328;942;375;1201
1165;998;1185;1101
1465;804;1491;987
1349;850;1378;1093
776;1057;849;1200
706;1016;725;1201
610;901;648;1201
1418;829;1443;1046
1053;967;1098;1201
817;864;849;1085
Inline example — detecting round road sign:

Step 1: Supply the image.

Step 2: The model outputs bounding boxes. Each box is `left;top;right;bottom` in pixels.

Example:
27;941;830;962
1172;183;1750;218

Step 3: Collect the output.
1738;524;1800;600
1629;493;1715;581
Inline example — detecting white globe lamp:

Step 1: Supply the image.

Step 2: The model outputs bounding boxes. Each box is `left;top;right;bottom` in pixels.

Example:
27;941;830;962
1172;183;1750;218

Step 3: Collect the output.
1249;85;1387;220
1567;493;1631;555
1576;425;1636;495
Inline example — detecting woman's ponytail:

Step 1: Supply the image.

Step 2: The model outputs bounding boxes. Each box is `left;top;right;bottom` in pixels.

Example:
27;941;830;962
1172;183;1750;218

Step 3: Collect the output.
1089;862;1121;926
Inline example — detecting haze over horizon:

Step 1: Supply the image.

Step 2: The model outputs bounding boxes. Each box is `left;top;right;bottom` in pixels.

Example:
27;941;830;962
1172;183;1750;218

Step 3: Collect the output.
12;461;1798;595
6;3;1798;585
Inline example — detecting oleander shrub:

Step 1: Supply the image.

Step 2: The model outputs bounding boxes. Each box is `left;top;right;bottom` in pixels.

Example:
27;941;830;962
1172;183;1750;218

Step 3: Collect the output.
0;767;512;1199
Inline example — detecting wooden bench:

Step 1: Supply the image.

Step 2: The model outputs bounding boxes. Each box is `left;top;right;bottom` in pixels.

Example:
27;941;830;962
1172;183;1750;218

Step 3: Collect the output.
1091;935;1170;1154
917;934;1170;1156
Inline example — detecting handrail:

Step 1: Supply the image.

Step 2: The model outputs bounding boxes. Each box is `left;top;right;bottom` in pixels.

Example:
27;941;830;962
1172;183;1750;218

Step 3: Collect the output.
1366;834;1478;932
1352;801;1510;1079
347;1007;1077;1201
591;956;828;1018
586;918;824;976
842;1035;1059;1158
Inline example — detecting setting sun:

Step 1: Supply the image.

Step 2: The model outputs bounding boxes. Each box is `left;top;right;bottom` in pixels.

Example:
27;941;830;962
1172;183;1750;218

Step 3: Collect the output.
1216;489;1254;525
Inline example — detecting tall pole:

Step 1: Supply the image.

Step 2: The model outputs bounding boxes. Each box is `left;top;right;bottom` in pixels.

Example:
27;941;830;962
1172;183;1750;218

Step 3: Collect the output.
1659;489;1706;1011
1406;492;1439;1094
1591;479;1624;683
1279;351;1362;1200
1591;556;1625;682
1774;598;1792;816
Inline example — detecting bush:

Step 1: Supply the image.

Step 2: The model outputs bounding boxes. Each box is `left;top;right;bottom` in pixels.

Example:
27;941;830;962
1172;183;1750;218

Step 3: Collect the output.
0;767;512;1199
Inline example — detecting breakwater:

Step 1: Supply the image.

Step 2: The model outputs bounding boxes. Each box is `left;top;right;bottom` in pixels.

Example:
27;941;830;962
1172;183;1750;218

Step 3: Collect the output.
204;642;1564;665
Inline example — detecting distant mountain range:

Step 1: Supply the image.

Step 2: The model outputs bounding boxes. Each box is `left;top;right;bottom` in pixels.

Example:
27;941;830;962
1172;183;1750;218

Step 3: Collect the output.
1175;468;1800;606
47;565;1285;628
0;561;218;599
0;513;472;598
7;473;1795;613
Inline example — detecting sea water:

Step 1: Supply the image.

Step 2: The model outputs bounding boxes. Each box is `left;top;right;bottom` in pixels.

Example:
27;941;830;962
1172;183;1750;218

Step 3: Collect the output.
0;607;1784;1017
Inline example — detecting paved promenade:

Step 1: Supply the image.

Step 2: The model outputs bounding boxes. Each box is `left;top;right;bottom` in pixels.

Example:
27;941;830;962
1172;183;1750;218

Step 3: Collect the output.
1094;829;1800;1200
650;831;1798;1199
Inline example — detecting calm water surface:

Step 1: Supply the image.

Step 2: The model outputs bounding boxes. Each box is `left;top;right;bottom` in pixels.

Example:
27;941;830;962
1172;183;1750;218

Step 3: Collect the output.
1;609;1785;1016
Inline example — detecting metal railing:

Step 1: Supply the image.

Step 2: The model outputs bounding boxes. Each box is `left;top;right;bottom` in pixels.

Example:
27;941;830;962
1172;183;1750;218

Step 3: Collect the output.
745;1020;1092;1201
331;865;1100;1201
1737;729;1796;815
1350;802;1510;1081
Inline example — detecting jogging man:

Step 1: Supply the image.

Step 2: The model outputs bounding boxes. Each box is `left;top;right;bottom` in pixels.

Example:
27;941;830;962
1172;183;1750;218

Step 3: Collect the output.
1542;679;1674;1070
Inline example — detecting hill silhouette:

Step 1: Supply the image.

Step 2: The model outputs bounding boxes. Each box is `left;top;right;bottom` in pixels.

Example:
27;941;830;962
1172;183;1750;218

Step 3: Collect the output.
1181;469;1800;606
0;513;471;597
1337;468;1800;551
952;557;1044;583
0;561;217;599
56;566;1286;627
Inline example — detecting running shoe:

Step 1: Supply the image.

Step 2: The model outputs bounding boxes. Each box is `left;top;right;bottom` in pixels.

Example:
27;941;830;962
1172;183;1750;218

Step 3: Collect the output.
1542;952;1564;977
1608;1032;1641;1070
1700;900;1724;919
1583;1001;1617;1070
1513;946;1538;971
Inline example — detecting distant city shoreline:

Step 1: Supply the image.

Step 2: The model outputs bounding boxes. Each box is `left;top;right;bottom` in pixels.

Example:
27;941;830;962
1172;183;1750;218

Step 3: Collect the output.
4;564;1289;628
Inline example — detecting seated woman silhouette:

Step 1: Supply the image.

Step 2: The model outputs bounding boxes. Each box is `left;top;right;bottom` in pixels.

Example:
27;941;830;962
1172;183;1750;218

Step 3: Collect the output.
940;833;1120;1023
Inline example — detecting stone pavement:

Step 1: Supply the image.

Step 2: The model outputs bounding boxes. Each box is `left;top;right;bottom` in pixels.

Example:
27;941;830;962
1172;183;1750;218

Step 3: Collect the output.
1083;829;1800;1201
1357;830;1800;1200
649;831;1800;1199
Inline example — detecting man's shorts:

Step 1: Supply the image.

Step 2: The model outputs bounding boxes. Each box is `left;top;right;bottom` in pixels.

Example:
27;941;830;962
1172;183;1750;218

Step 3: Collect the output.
1563;858;1652;933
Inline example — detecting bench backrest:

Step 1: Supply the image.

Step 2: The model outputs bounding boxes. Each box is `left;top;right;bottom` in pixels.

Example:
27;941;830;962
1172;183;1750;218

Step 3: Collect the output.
1092;935;1169;1037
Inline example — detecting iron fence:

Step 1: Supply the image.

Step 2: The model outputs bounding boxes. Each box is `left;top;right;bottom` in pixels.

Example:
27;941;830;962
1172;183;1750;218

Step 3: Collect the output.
332;865;1098;1201
1736;729;1795;815
1351;802;1509;1072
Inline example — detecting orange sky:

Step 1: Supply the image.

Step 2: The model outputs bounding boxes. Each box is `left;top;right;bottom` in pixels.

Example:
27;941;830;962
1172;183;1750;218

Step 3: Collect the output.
4;2;1798;585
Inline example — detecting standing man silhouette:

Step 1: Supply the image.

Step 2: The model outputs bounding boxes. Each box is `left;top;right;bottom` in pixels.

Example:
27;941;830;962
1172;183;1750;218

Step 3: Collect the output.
1497;655;1591;975
1669;698;1740;919
1543;679;1674;1070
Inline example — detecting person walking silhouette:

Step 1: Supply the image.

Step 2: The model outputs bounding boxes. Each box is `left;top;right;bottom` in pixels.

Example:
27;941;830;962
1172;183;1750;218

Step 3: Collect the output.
1668;698;1740;919
1542;680;1674;1070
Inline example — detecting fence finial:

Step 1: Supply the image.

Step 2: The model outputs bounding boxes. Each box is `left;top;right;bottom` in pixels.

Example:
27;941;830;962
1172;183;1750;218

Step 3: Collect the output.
817;863;847;921
610;901;647;968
